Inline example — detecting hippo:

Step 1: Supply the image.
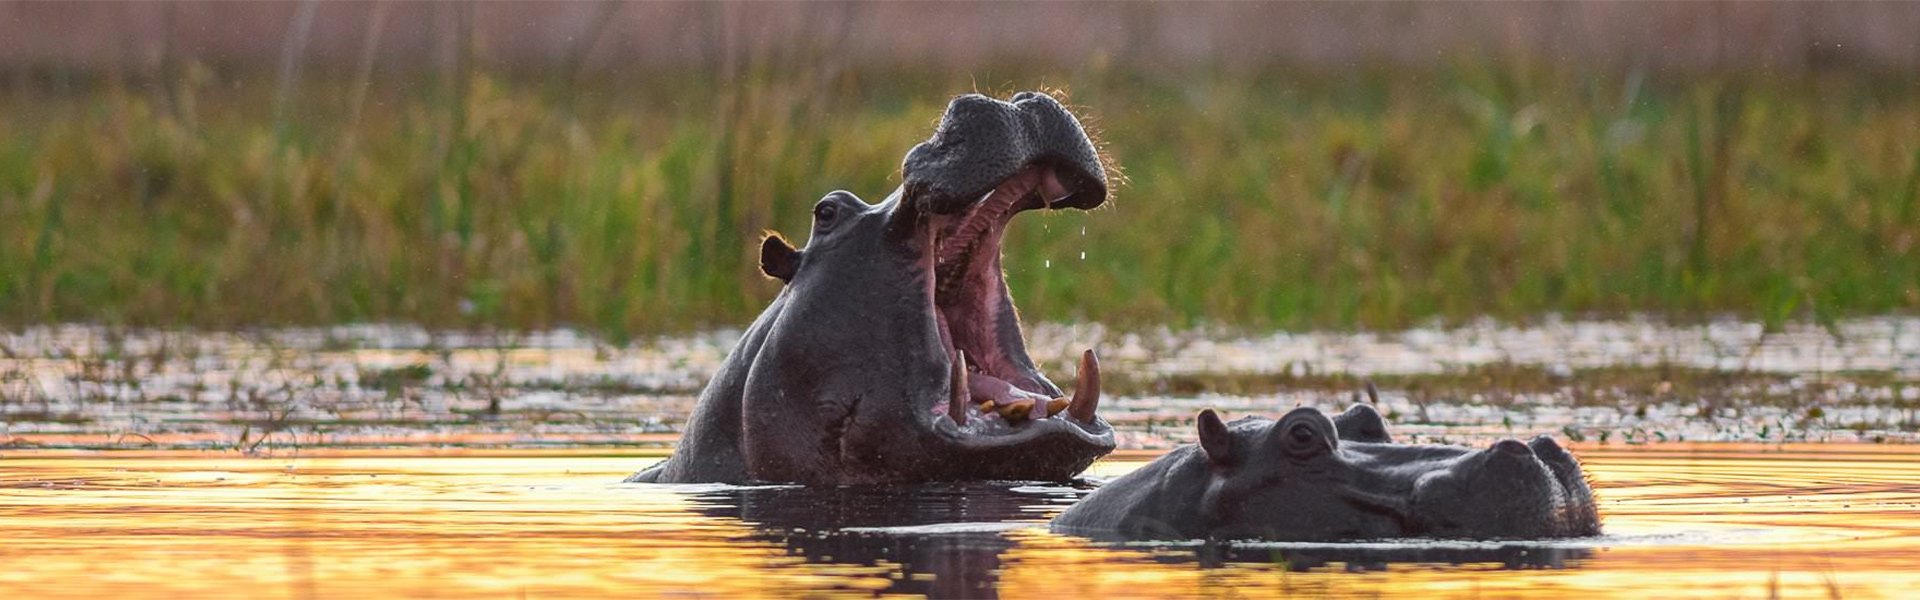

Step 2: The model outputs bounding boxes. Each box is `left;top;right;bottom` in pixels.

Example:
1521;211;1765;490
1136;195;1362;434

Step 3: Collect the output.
1052;404;1601;541
629;92;1117;484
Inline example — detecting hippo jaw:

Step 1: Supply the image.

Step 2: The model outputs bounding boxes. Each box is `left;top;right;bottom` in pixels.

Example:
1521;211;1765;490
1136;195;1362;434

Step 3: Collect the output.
899;164;1114;469
898;93;1114;451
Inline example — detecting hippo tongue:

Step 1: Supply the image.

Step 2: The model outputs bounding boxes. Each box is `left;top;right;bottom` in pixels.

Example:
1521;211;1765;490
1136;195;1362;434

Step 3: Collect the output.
951;348;1102;424
969;372;1054;407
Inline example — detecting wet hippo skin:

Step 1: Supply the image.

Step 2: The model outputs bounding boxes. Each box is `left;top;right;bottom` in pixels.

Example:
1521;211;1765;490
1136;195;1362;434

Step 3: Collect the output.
1053;404;1603;541
630;92;1117;484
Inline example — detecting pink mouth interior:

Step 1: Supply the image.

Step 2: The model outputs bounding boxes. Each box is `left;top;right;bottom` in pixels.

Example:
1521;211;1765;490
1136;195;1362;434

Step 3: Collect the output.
924;167;1073;412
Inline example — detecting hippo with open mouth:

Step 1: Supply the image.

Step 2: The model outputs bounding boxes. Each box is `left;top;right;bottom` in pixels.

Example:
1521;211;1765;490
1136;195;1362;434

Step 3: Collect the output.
1052;404;1601;541
629;92;1117;484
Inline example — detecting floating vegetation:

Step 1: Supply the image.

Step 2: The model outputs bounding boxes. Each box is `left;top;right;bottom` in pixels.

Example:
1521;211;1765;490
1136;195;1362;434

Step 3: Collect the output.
1;319;1916;453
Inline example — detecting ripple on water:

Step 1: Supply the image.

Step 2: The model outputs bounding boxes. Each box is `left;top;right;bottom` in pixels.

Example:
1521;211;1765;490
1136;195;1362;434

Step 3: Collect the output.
1;448;1918;597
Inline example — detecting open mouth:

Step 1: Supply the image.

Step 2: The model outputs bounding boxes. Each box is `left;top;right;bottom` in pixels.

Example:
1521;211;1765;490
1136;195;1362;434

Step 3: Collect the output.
920;165;1102;429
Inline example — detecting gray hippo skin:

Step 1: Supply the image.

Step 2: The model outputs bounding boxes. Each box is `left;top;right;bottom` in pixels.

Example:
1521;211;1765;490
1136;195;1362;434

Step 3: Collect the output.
629;92;1117;484
1052;405;1601;541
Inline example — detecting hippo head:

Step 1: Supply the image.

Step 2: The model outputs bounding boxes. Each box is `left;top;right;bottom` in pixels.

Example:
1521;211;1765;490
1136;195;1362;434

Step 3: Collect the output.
1052;405;1600;541
632;92;1117;484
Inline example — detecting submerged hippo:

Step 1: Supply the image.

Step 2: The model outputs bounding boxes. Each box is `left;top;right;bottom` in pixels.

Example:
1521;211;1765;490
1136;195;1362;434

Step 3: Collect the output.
1053;405;1601;541
629;92;1117;484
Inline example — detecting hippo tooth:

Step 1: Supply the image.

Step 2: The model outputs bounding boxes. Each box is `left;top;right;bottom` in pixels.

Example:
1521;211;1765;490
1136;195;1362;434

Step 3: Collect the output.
1069;349;1101;421
949;351;969;426
1045;397;1070;417
1000;399;1036;422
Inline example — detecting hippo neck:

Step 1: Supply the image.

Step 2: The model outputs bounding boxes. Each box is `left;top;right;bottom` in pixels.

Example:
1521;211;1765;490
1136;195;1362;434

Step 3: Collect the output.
737;221;952;482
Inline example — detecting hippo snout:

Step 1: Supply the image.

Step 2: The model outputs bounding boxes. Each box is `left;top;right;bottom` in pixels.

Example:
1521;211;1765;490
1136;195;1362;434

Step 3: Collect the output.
1409;438;1583;538
902;92;1109;215
1473;438;1558;482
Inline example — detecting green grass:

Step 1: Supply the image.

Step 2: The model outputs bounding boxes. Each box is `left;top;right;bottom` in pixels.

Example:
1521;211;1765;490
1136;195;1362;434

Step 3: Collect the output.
1;66;1917;335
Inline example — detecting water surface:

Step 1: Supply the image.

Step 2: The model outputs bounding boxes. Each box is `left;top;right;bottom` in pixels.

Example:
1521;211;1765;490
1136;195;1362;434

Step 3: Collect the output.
3;446;1917;598
4;321;1917;596
5;319;1919;453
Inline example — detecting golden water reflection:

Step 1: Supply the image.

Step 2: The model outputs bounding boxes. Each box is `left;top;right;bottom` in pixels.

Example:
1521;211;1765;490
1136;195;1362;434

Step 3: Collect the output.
2;445;1917;598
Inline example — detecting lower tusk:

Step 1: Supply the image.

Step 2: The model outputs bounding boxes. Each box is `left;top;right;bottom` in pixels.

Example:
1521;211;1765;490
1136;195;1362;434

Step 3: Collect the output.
1068;348;1101;421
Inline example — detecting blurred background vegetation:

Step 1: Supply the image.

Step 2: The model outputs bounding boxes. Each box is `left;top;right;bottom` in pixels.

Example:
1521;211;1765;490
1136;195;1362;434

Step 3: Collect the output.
1;2;1916;336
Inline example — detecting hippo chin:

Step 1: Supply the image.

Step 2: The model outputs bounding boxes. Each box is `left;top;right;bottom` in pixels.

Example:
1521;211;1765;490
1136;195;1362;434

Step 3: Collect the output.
1052;404;1602;541
629;92;1118;485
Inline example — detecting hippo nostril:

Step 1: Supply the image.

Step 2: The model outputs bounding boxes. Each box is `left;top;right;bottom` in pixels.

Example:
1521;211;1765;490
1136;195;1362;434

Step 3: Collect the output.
1492;439;1533;456
1528;435;1568;459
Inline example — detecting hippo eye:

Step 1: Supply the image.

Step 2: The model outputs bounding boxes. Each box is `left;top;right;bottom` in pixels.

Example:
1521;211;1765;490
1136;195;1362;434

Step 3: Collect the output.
1282;423;1329;459
812;201;839;228
1289;424;1314;444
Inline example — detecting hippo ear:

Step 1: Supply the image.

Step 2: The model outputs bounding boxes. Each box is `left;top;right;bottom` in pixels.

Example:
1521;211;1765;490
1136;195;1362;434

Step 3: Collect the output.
1197;409;1234;466
759;233;801;282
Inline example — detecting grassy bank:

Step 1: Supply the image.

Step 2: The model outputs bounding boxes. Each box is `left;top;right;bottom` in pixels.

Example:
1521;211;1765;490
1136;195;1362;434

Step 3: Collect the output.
1;66;1917;335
